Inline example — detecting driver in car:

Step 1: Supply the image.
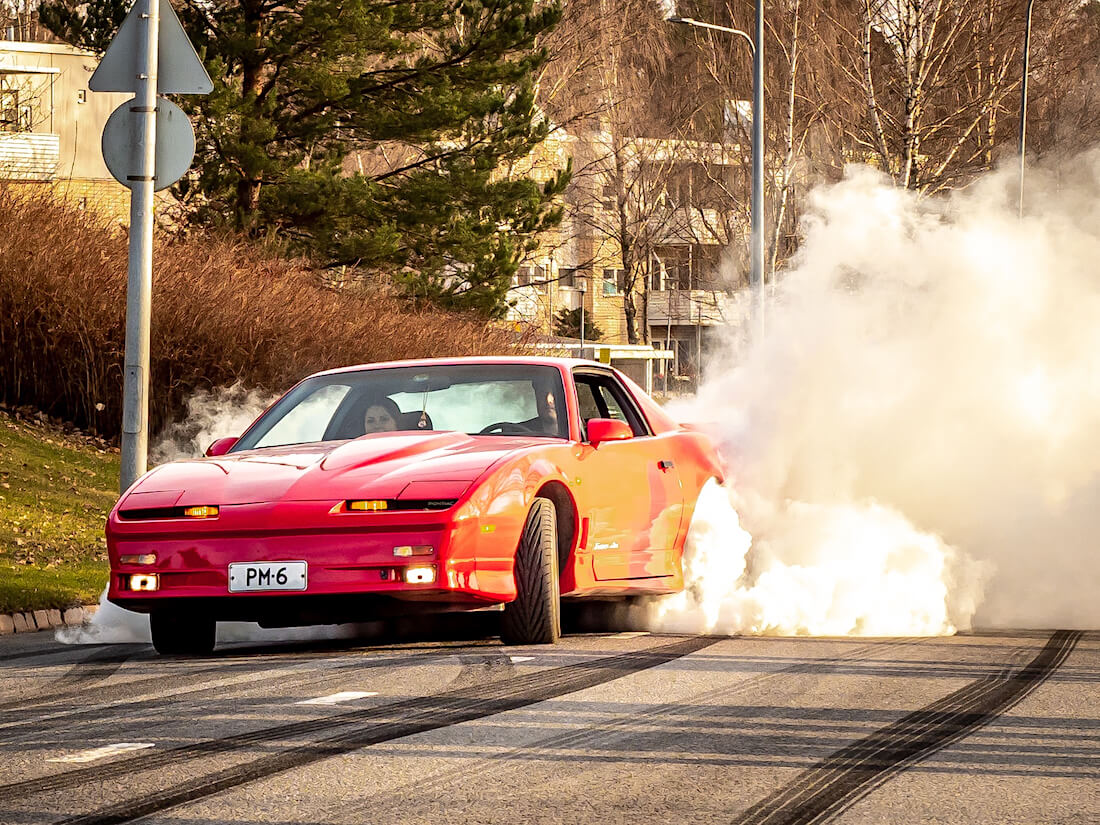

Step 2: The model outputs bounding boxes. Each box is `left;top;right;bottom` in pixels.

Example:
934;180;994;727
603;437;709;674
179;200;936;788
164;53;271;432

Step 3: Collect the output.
363;397;401;433
519;375;561;435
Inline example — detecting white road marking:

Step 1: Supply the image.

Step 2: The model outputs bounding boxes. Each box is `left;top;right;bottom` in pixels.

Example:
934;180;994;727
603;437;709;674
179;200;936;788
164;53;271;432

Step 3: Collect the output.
297;691;378;706
509;656;535;663
47;743;154;763
608;631;650;639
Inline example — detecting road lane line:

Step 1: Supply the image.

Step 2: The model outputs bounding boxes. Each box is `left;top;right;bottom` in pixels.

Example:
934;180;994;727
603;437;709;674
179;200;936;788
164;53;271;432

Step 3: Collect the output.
509;656;535;663
608;631;649;639
297;691;378;706
47;743;154;764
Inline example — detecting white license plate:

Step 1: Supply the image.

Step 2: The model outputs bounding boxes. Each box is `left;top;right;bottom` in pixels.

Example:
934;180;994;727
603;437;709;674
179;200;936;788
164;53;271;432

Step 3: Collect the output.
228;561;307;592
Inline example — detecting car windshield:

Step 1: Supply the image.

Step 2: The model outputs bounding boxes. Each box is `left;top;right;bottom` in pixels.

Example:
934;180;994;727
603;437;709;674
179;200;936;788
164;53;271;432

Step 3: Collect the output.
231;364;569;451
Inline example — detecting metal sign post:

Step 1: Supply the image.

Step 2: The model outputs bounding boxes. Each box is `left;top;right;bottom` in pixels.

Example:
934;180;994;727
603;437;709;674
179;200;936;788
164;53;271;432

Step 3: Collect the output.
120;0;158;495
90;0;211;493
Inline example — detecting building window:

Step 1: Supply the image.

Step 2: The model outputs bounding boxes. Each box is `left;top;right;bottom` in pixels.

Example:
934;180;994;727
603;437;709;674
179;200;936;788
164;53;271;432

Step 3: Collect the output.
653;245;722;290
516;264;549;292
0;89;21;132
559;267;576;288
601;182;617;211
602;268;623;296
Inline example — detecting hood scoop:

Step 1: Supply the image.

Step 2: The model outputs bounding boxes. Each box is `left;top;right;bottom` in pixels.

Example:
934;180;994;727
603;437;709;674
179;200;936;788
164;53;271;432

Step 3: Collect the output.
320;431;471;472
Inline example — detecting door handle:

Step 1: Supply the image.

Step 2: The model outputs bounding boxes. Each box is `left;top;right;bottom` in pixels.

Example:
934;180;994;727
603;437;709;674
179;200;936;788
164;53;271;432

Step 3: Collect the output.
658;460;675;471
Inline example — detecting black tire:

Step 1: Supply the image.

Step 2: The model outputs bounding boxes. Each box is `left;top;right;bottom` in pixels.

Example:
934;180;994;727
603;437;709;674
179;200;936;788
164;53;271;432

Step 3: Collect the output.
501;498;561;645
150;610;216;656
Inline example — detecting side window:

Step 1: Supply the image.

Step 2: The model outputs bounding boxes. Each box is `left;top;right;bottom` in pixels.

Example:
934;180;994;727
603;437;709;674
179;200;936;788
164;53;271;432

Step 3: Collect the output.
573;372;651;438
576;382;603;426
596;379;649;436
595;385;628;423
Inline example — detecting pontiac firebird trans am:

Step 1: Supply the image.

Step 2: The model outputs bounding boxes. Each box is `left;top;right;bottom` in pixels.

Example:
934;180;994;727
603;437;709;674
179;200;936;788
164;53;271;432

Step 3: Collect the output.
107;357;724;654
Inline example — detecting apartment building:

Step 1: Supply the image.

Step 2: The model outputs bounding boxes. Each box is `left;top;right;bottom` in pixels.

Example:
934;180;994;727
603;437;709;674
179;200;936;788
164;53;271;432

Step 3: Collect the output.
507;125;743;383
0;39;128;219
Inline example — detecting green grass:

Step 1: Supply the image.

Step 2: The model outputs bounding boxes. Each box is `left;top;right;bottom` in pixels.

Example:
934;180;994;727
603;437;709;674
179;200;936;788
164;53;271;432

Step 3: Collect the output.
0;411;118;613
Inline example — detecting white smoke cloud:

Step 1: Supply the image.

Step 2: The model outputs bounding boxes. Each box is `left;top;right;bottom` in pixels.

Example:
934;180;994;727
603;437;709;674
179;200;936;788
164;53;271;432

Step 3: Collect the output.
151;383;275;463
55;589;151;644
649;153;1100;634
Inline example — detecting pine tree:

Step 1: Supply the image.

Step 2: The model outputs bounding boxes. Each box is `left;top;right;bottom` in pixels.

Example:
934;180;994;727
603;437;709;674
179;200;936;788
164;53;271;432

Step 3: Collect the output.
553;307;602;342
40;0;570;317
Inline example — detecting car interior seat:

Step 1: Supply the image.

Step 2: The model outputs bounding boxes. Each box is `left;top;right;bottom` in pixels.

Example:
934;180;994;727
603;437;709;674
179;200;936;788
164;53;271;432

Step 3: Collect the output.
400;410;433;430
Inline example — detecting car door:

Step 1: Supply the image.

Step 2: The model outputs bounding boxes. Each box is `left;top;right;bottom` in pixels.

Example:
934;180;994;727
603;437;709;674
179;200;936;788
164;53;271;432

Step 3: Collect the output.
573;370;684;581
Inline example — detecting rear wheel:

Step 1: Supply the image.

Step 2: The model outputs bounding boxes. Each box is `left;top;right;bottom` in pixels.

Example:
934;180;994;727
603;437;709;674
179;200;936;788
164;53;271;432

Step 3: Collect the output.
150;610;216;656
501;498;561;645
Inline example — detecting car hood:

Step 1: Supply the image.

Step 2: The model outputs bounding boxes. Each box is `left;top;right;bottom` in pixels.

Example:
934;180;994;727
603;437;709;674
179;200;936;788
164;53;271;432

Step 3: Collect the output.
125;431;543;506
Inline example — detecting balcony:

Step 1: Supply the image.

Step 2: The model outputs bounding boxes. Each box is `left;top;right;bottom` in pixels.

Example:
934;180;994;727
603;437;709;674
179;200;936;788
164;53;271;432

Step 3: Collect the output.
0;132;60;181
647;289;731;326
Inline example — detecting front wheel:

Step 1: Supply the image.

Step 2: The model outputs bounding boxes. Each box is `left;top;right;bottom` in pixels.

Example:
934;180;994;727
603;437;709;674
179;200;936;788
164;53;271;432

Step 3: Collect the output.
501;498;561;645
150;610;216;656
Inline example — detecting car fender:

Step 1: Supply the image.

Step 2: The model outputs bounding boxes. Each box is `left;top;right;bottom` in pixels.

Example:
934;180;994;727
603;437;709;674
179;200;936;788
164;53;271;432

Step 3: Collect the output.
452;449;573;602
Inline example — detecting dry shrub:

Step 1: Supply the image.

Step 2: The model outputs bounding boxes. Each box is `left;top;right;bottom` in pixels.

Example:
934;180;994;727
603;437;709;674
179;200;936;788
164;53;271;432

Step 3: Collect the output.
0;184;528;441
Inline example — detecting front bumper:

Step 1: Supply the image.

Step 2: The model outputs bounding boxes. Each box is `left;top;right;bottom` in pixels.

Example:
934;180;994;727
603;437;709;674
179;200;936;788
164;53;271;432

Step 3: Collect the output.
106;500;508;618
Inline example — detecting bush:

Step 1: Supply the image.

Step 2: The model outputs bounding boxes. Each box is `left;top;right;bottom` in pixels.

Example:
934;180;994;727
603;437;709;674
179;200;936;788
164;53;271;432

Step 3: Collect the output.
0;185;528;441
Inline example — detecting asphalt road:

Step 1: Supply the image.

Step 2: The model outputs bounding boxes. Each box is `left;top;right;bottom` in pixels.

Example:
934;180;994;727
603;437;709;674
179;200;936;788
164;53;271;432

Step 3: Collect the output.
0;618;1096;825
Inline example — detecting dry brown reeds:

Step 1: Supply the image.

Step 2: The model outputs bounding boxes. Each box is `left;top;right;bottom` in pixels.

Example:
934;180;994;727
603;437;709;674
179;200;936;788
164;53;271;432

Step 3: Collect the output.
0;184;527;441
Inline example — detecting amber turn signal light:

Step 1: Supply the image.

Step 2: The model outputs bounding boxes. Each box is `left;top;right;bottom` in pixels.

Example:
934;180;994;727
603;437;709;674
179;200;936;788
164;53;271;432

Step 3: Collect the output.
348;500;388;511
182;505;219;518
119;553;156;565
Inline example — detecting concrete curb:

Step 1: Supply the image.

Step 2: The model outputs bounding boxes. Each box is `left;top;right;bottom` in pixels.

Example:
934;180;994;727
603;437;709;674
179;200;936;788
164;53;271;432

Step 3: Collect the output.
0;604;99;635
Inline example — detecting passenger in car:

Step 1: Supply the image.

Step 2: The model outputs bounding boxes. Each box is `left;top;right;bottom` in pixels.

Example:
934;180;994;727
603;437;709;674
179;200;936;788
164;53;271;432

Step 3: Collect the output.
363;397;401;433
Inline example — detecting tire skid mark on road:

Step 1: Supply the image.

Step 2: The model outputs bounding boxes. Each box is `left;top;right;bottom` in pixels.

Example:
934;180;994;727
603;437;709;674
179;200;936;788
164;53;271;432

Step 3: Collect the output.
0;645;386;712
0;643;484;730
0;634;508;714
321;638;928;822
53;636;715;825
320;637;927;822
47;648;139;690
731;629;1083;825
0;643;129;665
0;646;513;750
0;649;142;709
0;635;714;820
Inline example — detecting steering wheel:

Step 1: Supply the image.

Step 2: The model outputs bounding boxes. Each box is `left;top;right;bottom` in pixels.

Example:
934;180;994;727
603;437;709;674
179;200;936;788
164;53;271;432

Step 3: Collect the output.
479;421;538;435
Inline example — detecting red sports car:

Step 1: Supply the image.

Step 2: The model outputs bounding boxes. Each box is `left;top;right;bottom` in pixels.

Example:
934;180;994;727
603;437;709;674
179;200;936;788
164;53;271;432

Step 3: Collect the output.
106;357;723;654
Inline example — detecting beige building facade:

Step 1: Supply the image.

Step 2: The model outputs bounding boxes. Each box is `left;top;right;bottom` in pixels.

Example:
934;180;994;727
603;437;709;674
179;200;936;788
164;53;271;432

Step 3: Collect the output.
507;125;742;384
0;40;129;220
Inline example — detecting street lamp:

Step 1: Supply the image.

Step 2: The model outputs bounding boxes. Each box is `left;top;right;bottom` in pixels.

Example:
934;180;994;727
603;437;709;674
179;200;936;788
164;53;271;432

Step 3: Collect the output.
669;4;765;338
1018;0;1035;218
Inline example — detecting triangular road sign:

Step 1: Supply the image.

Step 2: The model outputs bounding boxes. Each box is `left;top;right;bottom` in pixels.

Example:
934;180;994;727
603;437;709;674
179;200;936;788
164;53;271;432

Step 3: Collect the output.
90;0;212;95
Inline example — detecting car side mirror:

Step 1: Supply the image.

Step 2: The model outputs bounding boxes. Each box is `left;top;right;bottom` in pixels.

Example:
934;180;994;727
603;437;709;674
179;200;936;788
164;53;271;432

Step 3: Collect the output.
205;436;239;457
586;418;633;446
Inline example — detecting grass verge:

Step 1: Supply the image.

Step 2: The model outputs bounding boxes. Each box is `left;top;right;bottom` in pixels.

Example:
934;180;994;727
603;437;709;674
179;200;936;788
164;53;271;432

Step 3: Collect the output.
0;409;117;613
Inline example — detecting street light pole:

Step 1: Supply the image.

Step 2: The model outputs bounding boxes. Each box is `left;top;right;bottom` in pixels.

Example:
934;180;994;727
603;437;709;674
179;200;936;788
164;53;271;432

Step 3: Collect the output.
751;0;764;335
669;8;764;338
578;277;588;358
1018;0;1035;219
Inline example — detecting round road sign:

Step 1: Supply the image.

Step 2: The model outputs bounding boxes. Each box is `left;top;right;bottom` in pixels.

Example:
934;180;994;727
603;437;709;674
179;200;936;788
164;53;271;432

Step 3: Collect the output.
102;97;196;192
